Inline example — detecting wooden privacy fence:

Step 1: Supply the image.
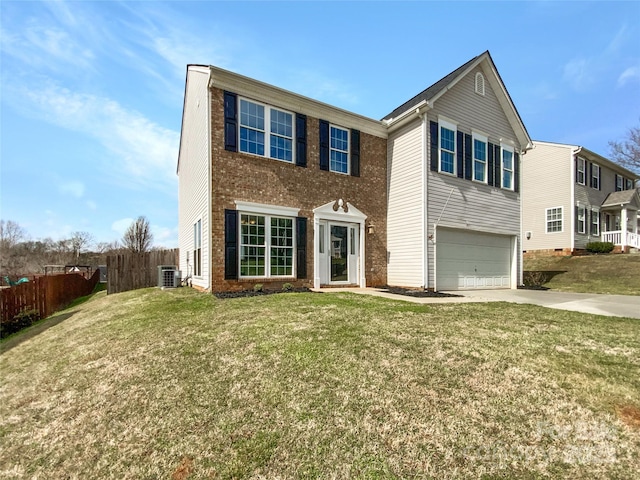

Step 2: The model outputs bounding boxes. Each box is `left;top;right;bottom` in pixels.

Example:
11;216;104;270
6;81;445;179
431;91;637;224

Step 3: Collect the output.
0;270;101;324
107;249;179;295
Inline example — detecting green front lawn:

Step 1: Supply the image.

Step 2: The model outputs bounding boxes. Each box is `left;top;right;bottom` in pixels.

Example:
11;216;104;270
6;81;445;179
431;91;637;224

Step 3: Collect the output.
524;254;640;295
1;288;639;478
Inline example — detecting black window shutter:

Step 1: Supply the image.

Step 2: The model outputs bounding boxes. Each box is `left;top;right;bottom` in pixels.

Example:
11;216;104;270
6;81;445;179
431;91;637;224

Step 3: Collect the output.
319;120;329;171
224;209;238;280
589;162;593;188
575;157;578;183
494;145;501;189
464;134;472;180
575;206;579;233
456;132;464;179
615;174;620;191
598;168;601;191
514;152;520;192
296;217;307;279
487;142;495;186
295;114;307;167
350;129;360;177
429;121;438;172
223;91;237;152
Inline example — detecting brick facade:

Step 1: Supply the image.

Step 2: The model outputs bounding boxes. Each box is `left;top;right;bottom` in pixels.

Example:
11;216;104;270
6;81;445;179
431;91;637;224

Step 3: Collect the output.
209;87;388;291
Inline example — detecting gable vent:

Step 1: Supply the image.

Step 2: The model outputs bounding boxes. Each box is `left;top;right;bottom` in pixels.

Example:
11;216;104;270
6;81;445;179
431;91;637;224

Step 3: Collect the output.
475;72;485;96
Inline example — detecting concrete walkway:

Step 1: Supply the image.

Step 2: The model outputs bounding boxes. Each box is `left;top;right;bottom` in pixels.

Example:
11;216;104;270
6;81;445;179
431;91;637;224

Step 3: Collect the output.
313;287;640;318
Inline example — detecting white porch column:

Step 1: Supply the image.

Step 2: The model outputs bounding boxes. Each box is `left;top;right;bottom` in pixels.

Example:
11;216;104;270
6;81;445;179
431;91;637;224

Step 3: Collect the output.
621;207;628;248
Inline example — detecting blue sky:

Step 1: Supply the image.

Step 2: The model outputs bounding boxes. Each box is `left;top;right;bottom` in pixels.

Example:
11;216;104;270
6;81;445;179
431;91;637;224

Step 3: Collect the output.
1;1;639;248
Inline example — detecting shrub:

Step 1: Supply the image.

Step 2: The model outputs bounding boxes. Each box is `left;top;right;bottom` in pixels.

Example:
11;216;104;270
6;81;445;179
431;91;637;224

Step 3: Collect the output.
253;283;264;293
282;283;293;292
1;308;40;339
586;242;615;254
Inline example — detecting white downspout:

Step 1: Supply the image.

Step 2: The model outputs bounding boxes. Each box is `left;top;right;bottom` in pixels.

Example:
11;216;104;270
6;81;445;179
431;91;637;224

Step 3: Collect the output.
420;110;428;290
570;146;582;253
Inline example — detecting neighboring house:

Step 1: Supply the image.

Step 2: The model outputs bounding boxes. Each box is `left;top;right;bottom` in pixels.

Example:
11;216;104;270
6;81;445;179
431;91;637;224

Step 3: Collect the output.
177;51;532;292
521;141;640;255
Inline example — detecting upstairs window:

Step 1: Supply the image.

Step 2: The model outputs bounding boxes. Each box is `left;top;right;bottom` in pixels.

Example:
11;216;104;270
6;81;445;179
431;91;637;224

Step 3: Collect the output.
616;174;624;191
439;120;456;175
472;134;487;183
591;164;600;189
239;98;293;162
576;157;585;185
475;72;485;96
546;207;563;233
625;178;634;190
330;125;349;174
501;145;514;190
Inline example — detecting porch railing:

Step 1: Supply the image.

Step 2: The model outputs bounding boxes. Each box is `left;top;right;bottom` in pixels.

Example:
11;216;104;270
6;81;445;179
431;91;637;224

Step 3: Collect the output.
602;231;640;249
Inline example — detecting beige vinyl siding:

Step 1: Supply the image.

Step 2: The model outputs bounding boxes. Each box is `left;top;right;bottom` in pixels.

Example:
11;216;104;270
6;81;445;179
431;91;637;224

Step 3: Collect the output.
521;143;573;251
387;119;424;287
425;65;522;288
178;67;210;289
574;158;633;248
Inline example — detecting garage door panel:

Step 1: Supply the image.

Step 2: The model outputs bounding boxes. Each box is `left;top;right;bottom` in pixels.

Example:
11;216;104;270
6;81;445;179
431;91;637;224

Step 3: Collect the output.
436;229;513;291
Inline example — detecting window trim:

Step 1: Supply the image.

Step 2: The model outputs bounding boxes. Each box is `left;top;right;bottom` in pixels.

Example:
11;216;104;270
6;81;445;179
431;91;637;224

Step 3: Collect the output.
546;206;563;234
472;132;488;183
438;119;457;176
591;163;600;190
576;157;586;185
329;124;350;175
591;208;600;236
576;205;586;234
238;211;296;279
238;97;295;163
616;174;624;191
501;143;515;191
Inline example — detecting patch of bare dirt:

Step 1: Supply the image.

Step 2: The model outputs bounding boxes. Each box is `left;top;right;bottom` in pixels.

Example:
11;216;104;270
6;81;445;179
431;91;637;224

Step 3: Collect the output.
172;456;194;480
616;404;640;429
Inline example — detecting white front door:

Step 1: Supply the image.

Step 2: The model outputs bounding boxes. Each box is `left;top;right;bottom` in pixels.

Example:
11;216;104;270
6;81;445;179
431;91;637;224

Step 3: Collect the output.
318;221;359;285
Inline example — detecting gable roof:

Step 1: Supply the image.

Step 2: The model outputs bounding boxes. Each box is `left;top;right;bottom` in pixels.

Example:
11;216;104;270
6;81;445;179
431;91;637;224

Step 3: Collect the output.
601;189;640;209
382;51;532;151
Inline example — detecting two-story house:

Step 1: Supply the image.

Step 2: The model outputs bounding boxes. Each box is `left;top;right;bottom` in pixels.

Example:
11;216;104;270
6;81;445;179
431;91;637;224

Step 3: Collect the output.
521;141;640;255
177;51;532;292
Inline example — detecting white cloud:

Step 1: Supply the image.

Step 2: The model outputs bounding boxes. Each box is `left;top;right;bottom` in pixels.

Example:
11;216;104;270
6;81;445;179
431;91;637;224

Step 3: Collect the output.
617;66;640;87
562;58;595;93
286;69;360;107
12;83;179;192
151;224;178;248
58;180;85;198
111;218;133;236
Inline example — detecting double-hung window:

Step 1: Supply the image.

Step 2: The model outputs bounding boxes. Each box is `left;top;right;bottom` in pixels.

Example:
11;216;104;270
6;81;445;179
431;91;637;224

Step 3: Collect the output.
439;120;456;175
546;207;563;233
576;157;585;185
616;175;624;191
193;219;202;277
472;133;487;183
625;178;634;190
591;164;600;189
501;144;514;190
239;98;293;162
576;206;586;234
591;209;600;236
330;125;349;174
240;213;294;278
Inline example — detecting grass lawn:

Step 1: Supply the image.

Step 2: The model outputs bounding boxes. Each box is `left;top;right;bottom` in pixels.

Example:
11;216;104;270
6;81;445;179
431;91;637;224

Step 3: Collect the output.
1;288;639;479
524;254;640;295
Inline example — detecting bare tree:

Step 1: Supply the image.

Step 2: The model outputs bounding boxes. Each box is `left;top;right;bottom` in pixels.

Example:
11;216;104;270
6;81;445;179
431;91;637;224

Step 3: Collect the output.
69;231;94;263
122;216;153;253
609;123;640;176
0;220;28;279
0;220;27;250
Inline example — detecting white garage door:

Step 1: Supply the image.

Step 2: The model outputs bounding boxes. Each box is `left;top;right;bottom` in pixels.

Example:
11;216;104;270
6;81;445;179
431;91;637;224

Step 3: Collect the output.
436;228;513;290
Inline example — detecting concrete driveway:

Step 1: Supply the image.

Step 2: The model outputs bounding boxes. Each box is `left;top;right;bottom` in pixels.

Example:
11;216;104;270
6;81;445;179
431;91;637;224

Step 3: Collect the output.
448;289;640;319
